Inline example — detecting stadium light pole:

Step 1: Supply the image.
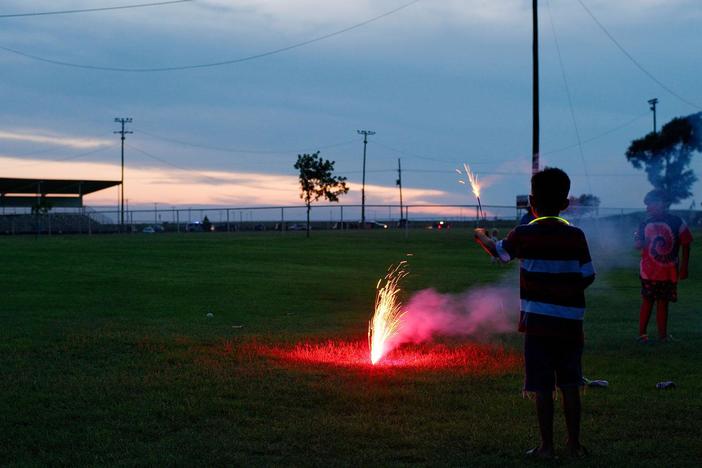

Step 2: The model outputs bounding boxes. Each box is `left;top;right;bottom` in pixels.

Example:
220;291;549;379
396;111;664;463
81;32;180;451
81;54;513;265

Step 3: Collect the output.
357;129;375;227
648;98;658;133
114;117;133;230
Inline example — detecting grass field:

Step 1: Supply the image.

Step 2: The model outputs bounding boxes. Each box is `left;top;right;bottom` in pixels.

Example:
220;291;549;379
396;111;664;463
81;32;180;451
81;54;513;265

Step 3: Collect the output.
1;229;701;466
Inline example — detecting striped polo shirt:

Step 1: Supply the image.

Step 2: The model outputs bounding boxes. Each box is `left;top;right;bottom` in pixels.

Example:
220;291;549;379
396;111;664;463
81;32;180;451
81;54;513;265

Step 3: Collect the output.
495;217;595;339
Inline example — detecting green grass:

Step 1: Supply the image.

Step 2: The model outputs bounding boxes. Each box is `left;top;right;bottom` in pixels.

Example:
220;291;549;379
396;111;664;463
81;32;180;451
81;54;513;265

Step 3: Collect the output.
1;230;700;466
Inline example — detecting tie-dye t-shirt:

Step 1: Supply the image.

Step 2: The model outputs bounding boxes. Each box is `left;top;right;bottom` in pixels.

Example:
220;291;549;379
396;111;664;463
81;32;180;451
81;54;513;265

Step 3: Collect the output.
636;214;693;282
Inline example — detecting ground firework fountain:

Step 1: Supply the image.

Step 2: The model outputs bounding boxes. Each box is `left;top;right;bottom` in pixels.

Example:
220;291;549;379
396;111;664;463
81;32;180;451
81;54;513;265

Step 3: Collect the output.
368;262;408;364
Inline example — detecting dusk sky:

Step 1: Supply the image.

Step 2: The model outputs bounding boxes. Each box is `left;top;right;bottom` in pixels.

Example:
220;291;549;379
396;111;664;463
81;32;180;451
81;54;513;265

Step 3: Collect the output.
1;0;701;210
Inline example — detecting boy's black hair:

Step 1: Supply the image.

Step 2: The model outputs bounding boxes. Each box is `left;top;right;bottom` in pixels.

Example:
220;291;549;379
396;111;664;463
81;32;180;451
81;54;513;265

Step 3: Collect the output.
531;167;570;212
644;188;669;207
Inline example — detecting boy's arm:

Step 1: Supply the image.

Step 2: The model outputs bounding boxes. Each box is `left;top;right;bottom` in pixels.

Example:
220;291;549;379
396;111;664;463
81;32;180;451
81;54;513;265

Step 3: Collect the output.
579;232;596;289
678;221;693;280
474;228;498;257
634;223;645;250
582;272;596;289
679;244;690;280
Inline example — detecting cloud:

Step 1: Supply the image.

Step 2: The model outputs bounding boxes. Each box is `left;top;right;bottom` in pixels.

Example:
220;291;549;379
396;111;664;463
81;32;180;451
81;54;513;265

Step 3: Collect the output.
0;156;447;207
0;129;110;149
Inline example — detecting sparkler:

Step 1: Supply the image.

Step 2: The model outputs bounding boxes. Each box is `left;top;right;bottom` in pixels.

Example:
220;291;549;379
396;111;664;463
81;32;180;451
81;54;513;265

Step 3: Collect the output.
457;163;484;220
368;262;408;365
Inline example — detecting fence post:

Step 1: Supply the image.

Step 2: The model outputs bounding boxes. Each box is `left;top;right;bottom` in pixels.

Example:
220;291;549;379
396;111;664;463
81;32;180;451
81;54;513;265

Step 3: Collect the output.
227;209;230;232
281;207;285;232
340;205;344;230
404;206;409;239
176;210;180;232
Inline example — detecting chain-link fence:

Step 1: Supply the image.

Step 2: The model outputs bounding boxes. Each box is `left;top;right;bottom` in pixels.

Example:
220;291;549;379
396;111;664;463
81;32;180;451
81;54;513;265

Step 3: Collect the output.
1;204;700;235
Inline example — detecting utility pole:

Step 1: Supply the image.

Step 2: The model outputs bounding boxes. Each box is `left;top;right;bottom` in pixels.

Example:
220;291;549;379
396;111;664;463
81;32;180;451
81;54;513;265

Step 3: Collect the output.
357;129;375;227
114;117;133;230
532;0;540;175
396;158;404;225
648;98;659;133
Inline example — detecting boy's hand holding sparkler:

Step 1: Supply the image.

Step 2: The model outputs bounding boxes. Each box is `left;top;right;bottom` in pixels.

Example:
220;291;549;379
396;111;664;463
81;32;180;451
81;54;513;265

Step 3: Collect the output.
474;228;498;257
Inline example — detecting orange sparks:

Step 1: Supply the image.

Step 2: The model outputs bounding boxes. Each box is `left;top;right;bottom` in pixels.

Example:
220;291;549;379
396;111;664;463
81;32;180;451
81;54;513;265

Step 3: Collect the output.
368;262;408;365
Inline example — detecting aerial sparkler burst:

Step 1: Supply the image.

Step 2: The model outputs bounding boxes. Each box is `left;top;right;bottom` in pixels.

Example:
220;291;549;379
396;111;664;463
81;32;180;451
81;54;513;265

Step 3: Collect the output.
456;163;484;220
368;262;408;364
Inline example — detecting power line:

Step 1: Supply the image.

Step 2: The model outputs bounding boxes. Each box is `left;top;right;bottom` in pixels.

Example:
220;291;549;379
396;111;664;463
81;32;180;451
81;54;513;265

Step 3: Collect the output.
126;143;192;172
575;0;701;111
125;142;230;185
2;144;77;159
0;0;191;19
136;128;359;154
337;168;644;178
0;144;117;170
372;140;477;165
0;0;422;72
124;143;267;204
373;110;646;167
546;0;593;194
542;111;647;156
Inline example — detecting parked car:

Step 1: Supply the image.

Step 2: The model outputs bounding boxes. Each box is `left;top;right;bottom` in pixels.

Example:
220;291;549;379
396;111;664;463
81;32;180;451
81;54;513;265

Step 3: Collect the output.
428;220;450;230
347;221;389;229
142;226;155;234
186;221;204;232
287;223;308;231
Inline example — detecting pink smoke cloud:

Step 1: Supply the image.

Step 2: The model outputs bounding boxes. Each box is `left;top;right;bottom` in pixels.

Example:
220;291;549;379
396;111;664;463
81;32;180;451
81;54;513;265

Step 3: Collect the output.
384;285;519;354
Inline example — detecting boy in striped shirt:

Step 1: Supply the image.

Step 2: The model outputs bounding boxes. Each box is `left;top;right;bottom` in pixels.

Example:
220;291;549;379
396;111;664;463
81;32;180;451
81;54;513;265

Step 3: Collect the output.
475;168;595;459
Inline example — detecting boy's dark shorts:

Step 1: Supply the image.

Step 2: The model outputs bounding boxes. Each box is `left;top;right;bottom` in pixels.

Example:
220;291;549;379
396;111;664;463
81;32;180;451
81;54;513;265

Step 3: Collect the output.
524;334;583;393
640;278;677;302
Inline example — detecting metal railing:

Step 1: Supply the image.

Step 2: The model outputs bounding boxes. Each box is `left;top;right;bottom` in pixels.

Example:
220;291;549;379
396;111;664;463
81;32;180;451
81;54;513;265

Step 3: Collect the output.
1;203;699;235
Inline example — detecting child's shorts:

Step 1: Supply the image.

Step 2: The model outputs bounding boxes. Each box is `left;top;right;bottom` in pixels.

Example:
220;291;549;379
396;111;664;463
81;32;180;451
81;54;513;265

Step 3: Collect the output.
640;278;678;302
524;334;583;393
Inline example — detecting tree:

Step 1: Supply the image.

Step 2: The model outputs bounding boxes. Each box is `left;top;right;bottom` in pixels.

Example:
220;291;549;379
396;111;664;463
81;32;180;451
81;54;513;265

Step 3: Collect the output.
626;112;701;205
294;151;349;237
565;194;600;218
202;216;212;232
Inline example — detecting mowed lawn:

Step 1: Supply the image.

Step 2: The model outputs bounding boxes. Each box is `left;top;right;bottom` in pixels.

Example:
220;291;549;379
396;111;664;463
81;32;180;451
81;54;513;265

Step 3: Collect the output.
1;229;700;466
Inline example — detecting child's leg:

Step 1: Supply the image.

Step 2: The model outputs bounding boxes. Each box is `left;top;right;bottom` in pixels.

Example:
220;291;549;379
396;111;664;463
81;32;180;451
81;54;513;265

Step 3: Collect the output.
535;391;554;454
561;387;582;451
639;296;654;336
656;300;669;339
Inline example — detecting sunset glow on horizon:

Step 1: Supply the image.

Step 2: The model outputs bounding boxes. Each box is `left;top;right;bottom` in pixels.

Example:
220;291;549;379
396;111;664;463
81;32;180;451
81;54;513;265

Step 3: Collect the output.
0;156;448;208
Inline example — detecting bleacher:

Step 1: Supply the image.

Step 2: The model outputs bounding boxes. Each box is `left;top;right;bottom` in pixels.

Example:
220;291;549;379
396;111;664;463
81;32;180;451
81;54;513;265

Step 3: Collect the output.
0;213;115;235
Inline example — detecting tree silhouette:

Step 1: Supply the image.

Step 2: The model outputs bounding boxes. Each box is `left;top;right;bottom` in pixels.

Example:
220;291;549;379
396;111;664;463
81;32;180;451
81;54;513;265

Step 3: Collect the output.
565;194;600;218
626;112;701;205
294;152;349;237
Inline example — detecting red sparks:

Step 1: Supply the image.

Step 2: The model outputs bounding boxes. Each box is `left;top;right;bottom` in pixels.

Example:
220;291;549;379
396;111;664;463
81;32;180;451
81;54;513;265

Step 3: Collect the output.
257;339;519;374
